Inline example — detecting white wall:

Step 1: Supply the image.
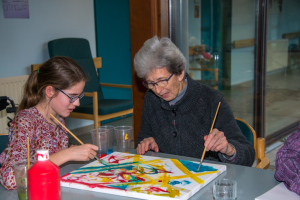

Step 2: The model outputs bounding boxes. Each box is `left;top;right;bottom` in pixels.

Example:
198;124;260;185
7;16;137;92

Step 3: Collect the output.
0;0;96;130
0;0;96;78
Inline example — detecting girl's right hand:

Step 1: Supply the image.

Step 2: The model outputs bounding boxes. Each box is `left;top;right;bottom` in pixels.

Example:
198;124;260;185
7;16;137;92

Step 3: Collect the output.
68;144;99;161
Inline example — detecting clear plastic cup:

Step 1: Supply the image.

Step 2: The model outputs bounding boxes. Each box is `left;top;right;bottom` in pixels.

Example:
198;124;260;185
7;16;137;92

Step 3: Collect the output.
114;126;132;153
213;179;237;200
13;162;29;200
98;125;115;155
90;128;108;158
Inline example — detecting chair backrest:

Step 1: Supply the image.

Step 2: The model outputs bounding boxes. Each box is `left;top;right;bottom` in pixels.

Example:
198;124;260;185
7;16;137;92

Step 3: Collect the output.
47;38;104;105
235;118;257;157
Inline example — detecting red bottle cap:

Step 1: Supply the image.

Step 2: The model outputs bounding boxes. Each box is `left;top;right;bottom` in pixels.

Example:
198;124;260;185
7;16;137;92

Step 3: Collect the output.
36;149;49;161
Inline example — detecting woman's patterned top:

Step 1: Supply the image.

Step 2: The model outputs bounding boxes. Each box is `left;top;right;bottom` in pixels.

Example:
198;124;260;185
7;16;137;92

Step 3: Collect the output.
0;107;68;190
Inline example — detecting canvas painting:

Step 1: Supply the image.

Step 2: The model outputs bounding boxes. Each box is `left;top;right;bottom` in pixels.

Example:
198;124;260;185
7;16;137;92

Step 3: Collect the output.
61;152;226;200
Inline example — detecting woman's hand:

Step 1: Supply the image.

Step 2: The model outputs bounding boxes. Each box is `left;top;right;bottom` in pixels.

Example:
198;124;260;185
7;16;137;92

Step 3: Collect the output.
203;128;235;157
137;137;159;155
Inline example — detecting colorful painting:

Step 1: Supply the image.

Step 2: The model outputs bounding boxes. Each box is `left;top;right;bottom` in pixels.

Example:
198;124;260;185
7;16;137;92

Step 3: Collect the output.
61;152;226;200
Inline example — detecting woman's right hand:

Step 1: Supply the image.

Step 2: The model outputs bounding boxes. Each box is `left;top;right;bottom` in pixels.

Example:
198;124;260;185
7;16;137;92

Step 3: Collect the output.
137;137;159;155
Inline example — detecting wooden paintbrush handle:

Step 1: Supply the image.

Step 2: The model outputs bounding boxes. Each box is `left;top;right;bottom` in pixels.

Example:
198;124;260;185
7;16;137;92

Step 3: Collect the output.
50;113;84;145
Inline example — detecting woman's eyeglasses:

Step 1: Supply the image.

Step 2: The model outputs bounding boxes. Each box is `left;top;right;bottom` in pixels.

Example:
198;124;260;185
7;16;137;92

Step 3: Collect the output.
142;73;174;89
55;87;85;103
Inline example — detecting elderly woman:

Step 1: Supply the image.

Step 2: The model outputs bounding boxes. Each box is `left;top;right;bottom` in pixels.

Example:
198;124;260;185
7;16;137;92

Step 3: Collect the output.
134;36;255;166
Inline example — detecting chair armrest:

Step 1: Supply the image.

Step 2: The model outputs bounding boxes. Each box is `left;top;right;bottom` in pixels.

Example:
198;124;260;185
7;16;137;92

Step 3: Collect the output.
189;68;216;72
255;157;270;169
31;64;42;72
100;83;132;89
93;57;102;69
84;92;94;97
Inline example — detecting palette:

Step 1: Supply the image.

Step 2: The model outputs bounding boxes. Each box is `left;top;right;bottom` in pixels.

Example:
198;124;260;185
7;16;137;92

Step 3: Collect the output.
61;152;226;200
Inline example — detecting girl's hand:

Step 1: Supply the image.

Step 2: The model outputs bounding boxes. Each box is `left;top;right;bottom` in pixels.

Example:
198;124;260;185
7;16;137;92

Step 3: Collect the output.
68;144;99;161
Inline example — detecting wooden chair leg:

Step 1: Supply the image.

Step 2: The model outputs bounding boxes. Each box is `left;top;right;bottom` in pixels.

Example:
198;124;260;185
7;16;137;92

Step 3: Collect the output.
93;91;98;129
255;137;270;169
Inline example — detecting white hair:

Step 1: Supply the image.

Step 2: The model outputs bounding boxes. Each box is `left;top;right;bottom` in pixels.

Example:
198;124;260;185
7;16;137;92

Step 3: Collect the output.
134;36;186;78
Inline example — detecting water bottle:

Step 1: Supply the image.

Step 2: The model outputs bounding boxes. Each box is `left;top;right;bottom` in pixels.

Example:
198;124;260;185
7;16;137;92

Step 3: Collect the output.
28;149;61;200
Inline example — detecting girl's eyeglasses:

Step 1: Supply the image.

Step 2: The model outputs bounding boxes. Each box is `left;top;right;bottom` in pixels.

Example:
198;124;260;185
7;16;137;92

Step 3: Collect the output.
55;87;85;103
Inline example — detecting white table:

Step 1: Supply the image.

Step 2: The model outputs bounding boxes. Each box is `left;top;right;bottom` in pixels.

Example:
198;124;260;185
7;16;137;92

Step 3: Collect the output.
0;149;279;200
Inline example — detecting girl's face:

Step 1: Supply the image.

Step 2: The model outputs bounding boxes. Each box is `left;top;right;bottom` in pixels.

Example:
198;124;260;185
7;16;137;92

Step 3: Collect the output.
49;81;85;118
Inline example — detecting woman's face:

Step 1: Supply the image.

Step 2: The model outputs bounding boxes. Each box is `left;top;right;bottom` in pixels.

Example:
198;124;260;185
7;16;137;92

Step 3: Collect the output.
49;81;85;118
145;67;185;101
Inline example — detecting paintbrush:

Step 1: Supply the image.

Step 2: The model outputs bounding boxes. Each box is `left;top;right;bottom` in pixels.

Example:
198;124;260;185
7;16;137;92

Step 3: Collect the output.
49;113;101;162
197;102;221;171
27;137;30;169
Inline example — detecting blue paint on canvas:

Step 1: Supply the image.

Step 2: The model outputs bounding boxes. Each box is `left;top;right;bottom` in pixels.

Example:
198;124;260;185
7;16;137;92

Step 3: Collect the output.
169;180;191;186
178;160;217;172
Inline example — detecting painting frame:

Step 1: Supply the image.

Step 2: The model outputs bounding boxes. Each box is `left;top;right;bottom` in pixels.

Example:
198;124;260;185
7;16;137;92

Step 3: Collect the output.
61;152;226;200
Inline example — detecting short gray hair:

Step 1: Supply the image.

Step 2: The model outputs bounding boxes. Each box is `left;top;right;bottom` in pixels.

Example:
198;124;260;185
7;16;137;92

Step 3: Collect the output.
134;36;186;78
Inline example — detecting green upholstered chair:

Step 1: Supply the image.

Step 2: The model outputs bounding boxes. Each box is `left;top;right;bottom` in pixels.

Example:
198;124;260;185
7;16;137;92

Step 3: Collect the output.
0;134;9;155
235;118;270;169
0;134;8;167
46;38;133;129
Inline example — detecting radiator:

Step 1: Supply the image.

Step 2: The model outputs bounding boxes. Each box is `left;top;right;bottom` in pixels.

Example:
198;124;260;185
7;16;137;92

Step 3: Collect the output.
0;75;29;134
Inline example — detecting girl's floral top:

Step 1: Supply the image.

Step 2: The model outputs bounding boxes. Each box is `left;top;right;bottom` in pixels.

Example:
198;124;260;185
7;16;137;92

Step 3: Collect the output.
0;107;68;190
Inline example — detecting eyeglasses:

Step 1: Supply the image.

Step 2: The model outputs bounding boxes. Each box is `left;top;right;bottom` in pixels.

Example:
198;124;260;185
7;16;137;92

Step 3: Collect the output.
142;73;174;89
55;87;85;103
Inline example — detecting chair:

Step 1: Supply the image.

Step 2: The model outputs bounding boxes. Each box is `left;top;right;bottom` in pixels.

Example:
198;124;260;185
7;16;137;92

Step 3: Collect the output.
188;45;218;90
33;38;133;129
235;118;270;169
0;134;9;154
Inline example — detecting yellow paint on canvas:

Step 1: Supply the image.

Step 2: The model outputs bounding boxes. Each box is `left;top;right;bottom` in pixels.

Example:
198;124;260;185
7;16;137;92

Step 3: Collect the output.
171;159;205;184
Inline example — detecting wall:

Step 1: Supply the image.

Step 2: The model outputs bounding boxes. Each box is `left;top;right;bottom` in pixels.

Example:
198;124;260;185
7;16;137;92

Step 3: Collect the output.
231;0;300;85
94;0;132;100
0;0;96;130
268;0;300;41
0;0;96;78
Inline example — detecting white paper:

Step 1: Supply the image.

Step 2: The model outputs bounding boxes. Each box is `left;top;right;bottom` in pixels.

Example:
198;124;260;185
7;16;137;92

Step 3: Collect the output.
255;182;300;200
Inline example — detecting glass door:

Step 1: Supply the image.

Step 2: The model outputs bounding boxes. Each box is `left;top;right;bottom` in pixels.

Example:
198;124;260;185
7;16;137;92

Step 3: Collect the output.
171;0;256;127
265;0;300;143
170;0;300;145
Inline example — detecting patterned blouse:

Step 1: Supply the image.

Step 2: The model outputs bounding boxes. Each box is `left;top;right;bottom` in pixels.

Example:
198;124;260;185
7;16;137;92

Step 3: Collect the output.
0;107;68;190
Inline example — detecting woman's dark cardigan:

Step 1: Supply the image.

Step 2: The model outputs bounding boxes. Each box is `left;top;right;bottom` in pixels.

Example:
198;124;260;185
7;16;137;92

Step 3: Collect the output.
137;74;255;166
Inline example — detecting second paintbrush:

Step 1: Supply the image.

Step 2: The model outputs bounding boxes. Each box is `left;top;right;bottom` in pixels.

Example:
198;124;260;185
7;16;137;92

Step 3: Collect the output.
197;102;221;171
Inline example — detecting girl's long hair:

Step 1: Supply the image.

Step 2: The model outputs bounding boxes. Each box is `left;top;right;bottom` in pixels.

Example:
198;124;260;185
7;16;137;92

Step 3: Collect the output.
18;56;87;112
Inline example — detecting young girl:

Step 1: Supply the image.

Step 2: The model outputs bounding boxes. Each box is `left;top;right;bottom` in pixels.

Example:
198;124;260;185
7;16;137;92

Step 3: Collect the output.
0;56;98;190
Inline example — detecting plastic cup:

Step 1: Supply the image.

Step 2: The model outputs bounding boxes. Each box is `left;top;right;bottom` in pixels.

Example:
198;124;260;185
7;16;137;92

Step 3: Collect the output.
90;128;108;158
98;125;114;155
13;162;29;200
114;126;132;153
213;179;237;200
